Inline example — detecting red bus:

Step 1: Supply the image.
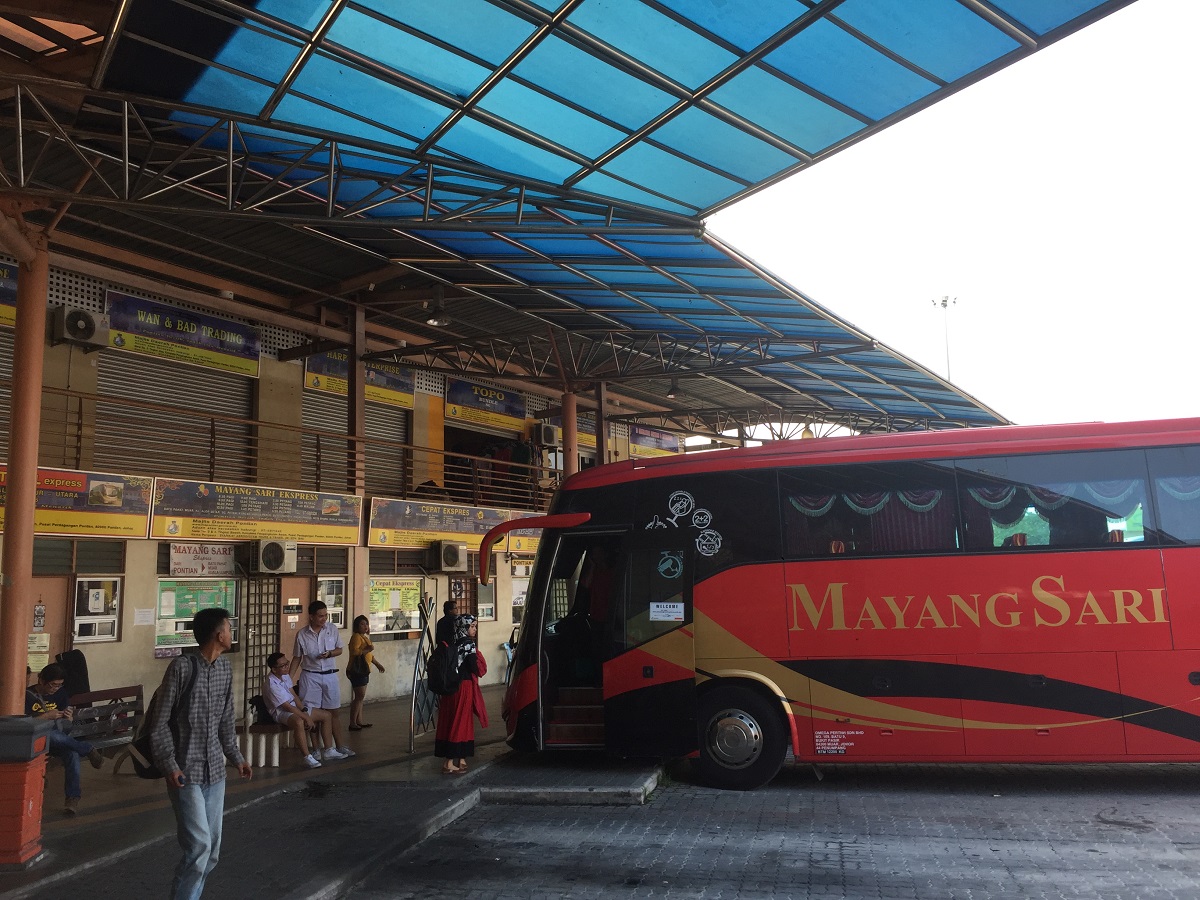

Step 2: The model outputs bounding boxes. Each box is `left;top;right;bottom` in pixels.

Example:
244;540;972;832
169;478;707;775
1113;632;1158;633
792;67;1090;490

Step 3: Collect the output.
480;418;1200;789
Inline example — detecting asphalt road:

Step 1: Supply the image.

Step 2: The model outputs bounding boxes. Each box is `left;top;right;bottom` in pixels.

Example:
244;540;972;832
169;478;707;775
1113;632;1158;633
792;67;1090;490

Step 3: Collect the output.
351;761;1200;899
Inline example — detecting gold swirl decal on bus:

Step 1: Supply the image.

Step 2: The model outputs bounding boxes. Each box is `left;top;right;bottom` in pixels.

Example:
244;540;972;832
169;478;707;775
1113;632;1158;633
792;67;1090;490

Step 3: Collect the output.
692;611;1160;735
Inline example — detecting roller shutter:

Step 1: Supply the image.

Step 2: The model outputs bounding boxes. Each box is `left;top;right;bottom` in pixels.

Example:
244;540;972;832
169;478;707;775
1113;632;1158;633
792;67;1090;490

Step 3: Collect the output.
95;352;253;481
302;389;408;496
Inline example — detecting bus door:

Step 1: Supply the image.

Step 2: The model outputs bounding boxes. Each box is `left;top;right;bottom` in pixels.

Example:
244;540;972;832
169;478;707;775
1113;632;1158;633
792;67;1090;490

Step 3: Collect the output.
603;536;699;758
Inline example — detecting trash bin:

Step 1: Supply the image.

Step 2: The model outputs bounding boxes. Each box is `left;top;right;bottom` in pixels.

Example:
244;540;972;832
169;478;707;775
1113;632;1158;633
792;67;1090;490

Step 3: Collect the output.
0;716;54;868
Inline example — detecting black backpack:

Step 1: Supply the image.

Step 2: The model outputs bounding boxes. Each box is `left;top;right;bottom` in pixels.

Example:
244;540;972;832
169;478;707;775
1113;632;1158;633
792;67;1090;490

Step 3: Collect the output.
128;656;199;779
427;642;462;697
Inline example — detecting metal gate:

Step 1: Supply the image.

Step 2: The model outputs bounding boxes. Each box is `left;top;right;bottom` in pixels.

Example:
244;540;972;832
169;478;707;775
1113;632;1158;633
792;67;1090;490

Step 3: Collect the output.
241;576;281;725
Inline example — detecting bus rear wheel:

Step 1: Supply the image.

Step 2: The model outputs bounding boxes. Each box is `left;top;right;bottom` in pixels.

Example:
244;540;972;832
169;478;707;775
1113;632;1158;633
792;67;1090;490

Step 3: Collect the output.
696;685;787;790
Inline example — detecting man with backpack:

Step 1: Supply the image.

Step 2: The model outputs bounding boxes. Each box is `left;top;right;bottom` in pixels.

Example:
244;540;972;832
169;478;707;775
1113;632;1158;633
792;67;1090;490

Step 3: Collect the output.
149;607;252;900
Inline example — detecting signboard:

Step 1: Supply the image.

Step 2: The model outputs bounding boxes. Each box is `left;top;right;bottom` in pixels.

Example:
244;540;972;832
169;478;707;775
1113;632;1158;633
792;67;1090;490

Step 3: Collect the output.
304;350;415;408
156;578;237;647
170;543;237;577
0;263;16;328
630;424;681;458
150;478;362;544
0;465;152;538
367;576;423;632
106;289;261;377
367;497;509;548
504;513;543;555
445;377;526;432
548;415;600;449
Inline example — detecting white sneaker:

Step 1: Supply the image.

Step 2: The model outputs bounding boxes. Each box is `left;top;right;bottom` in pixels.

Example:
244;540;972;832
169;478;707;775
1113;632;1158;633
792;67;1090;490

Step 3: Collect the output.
335;746;356;758
322;747;348;761
303;753;323;769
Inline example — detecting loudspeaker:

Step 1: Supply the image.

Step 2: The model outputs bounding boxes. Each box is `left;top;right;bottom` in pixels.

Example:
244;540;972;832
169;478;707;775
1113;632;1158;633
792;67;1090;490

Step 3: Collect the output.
537;423;558;446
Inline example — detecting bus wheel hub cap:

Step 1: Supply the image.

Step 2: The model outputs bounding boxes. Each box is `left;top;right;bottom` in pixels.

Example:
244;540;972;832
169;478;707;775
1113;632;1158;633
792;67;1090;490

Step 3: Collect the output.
708;709;762;768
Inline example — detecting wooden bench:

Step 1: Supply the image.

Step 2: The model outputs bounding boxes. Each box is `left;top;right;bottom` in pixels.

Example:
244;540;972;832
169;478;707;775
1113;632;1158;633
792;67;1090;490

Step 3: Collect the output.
68;685;144;774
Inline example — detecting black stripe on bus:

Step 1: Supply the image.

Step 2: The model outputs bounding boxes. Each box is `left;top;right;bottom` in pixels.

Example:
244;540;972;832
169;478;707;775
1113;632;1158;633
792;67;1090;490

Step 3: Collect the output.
786;658;1200;743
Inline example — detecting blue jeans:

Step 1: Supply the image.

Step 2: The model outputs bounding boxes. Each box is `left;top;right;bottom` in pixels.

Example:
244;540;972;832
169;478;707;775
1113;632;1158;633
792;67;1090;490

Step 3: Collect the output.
45;729;93;800
167;779;226;900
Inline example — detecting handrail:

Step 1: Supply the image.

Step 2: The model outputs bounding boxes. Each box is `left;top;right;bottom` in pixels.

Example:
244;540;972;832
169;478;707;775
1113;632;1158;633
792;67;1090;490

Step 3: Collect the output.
2;378;561;512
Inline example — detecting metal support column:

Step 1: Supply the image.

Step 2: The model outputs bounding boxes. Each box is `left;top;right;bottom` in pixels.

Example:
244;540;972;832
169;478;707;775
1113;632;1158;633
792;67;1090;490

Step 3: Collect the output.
561;391;578;477
0;223;47;714
595;381;608;465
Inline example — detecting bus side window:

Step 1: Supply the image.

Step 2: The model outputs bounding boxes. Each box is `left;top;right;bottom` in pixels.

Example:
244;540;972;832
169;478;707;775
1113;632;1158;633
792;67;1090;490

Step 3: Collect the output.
1147;446;1200;544
781;462;958;559
955;449;1154;550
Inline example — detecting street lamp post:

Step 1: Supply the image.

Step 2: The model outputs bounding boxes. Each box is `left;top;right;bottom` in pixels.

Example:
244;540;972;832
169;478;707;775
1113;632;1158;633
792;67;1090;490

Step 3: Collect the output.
932;295;956;379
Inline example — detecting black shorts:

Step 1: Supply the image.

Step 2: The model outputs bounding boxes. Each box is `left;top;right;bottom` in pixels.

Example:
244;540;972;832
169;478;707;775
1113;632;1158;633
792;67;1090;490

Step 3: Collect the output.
348;673;369;688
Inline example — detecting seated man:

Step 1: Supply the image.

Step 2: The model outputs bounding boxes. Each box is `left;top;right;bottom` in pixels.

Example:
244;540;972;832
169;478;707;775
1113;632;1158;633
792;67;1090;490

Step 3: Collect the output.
26;663;104;815
264;652;333;769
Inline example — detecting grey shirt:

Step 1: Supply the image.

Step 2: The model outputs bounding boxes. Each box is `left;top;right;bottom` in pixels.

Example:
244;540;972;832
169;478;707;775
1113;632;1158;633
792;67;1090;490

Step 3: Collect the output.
149;653;244;785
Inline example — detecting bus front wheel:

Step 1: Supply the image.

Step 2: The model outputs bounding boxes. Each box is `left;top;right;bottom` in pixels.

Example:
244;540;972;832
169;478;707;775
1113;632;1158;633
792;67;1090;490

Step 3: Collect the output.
696;685;787;791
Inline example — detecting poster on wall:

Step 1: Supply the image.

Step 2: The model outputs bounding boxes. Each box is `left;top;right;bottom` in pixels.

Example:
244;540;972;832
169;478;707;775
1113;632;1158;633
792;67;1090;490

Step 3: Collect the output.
106;289;262;377
0;263;16;328
150;478;362;544
367;497;509;548
156;578;237;647
366;576;423;632
304;350;415;408
0;465;152;538
444;377;527;432
629;424;681;458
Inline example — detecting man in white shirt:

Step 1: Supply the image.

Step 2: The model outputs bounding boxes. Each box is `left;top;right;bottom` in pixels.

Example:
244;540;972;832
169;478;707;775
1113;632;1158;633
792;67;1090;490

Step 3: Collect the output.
264;652;333;768
290;600;354;761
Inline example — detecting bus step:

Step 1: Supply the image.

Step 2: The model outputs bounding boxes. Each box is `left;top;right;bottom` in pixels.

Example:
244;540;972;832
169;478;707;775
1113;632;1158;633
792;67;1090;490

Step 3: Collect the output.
547;722;605;744
549;704;604;724
555;686;603;705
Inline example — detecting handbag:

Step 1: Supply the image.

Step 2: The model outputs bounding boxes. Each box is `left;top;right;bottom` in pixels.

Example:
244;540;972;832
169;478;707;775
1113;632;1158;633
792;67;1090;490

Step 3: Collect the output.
347;653;370;678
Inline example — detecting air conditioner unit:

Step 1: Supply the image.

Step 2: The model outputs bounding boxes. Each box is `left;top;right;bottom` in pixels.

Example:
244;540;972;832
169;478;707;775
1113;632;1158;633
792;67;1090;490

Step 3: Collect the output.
51;306;109;349
433;540;468;573
537;423;558;446
253;539;298;574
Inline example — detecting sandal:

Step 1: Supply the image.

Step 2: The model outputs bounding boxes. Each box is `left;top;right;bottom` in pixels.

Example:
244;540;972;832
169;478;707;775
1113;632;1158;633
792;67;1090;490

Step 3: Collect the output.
441;763;457;775
360;723;373;728
349;725;362;731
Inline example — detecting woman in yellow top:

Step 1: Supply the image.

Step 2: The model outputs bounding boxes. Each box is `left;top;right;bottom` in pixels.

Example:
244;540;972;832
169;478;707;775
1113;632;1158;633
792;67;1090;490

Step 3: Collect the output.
346;615;385;730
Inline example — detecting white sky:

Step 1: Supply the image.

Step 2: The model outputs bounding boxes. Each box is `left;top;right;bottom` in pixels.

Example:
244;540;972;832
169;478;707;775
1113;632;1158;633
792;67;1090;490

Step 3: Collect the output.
711;0;1199;427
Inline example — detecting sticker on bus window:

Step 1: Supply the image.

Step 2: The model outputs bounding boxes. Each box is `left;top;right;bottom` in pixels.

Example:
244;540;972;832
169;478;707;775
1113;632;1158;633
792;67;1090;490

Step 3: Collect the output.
650;602;685;621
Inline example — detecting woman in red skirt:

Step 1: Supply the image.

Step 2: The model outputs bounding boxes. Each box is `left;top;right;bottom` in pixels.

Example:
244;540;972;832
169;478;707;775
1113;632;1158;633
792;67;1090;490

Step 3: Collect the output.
435;614;488;774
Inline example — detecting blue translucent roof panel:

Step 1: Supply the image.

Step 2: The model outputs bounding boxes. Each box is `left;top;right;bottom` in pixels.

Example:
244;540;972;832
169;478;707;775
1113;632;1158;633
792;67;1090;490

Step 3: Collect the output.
107;0;1130;216
353;0;536;67
326;8;492;98
764;19;939;121
95;0;1133;427
835;0;1023;83
569;0;737;89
